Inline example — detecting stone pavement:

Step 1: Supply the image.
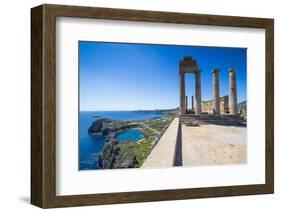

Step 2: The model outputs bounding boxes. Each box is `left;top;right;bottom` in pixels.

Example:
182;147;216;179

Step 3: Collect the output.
181;124;246;166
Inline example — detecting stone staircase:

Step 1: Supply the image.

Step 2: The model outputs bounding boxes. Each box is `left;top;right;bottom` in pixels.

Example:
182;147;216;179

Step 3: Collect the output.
179;114;246;126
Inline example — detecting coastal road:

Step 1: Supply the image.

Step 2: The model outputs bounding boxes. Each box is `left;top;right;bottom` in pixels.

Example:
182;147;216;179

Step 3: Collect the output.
129;122;161;135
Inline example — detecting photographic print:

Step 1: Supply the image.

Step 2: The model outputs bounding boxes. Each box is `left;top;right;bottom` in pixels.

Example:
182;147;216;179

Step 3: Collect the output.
79;41;247;171
31;5;274;207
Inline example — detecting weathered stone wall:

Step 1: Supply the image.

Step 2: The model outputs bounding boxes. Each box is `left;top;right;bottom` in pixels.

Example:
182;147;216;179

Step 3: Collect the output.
202;95;229;114
237;101;247;117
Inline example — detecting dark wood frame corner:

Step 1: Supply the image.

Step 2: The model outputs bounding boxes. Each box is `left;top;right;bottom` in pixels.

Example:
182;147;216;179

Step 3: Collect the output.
31;4;274;208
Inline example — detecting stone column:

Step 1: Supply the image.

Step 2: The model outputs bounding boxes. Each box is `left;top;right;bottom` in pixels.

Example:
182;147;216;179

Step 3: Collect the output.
212;68;220;115
195;70;202;115
185;96;188;112
229;67;238;115
191;95;194;112
179;72;186;115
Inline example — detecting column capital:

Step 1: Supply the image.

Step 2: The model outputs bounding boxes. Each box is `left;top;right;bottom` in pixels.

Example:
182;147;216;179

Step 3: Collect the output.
212;68;220;74
229;67;236;73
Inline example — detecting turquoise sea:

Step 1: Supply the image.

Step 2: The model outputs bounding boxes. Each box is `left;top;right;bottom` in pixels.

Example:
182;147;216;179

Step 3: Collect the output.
79;111;164;170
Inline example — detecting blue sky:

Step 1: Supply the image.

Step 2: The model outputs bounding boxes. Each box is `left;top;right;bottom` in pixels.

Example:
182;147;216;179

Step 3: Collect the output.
79;41;246;111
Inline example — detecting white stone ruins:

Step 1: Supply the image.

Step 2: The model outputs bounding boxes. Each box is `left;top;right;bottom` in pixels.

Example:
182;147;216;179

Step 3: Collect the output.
179;56;239;119
179;56;202;115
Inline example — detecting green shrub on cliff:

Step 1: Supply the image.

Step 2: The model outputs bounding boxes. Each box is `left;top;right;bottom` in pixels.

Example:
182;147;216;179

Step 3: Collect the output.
98;139;153;169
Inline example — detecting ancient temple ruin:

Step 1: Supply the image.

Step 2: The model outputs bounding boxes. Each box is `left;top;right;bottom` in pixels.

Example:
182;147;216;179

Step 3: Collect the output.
179;56;202;115
179;56;244;125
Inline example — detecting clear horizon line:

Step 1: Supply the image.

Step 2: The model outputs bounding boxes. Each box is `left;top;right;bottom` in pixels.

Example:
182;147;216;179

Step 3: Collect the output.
80;99;247;112
80;108;178;112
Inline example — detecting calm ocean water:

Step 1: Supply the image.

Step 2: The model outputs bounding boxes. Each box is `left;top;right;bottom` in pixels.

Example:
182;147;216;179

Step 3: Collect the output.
79;111;164;170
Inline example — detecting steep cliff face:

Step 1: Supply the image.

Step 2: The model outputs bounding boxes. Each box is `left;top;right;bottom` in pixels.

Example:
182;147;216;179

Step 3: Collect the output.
88;118;139;135
98;140;140;169
88;118;111;134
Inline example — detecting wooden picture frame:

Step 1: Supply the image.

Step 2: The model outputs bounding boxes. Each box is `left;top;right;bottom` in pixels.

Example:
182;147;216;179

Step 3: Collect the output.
31;4;274;208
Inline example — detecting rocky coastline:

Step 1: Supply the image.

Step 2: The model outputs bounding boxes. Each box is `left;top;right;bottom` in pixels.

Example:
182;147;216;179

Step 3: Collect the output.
88;116;174;169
